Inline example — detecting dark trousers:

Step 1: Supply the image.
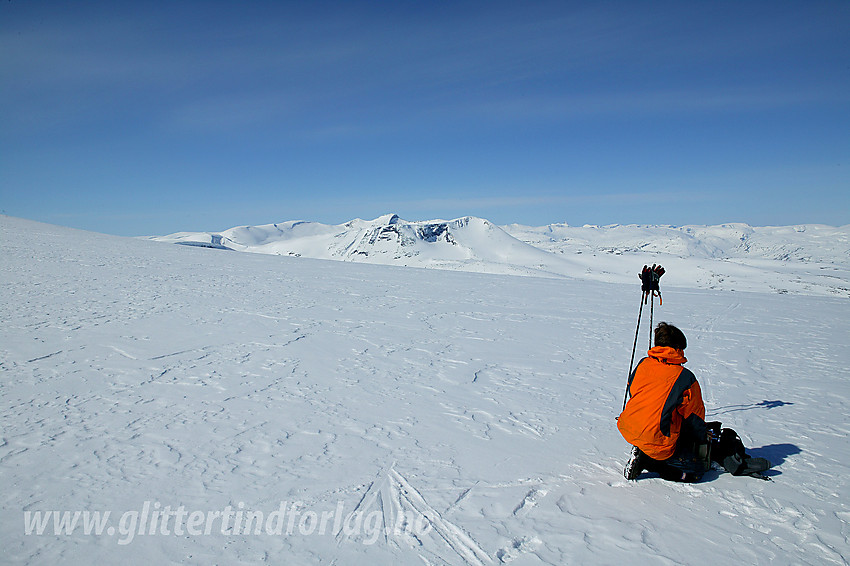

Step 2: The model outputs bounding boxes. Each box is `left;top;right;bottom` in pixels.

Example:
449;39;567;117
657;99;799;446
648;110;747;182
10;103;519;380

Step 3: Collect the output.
642;454;702;482
645;427;710;482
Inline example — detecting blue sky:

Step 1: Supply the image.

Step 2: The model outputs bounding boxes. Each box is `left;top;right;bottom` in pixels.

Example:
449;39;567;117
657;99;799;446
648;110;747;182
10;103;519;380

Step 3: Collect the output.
2;1;848;236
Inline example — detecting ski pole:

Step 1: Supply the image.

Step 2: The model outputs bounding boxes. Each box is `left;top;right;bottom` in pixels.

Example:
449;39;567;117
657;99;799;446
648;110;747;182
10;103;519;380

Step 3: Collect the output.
623;293;645;411
623;264;665;412
649;291;654;350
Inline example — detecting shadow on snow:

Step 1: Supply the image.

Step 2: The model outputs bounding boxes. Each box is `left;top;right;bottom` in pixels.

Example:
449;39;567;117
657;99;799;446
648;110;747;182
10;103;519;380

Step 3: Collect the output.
707;399;794;418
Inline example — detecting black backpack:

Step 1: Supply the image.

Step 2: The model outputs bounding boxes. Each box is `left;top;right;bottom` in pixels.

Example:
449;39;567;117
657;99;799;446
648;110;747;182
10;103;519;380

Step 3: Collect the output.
710;426;772;478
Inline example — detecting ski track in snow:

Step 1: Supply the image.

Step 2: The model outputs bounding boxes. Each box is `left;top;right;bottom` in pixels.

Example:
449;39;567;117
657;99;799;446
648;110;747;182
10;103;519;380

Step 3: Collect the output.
1;216;849;565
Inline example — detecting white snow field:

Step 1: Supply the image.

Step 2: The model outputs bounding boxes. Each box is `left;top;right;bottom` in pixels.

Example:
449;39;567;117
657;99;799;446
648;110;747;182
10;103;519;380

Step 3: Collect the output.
2;214;849;565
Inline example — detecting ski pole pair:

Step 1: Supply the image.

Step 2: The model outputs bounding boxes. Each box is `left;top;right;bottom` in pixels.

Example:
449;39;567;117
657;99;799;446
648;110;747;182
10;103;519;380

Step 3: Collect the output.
623;264;665;411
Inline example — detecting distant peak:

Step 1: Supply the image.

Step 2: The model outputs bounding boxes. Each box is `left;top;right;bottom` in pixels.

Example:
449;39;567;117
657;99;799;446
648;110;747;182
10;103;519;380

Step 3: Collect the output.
372;213;401;225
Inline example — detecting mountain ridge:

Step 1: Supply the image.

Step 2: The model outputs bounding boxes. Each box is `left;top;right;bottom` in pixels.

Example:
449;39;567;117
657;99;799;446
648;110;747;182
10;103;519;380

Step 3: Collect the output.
148;214;849;297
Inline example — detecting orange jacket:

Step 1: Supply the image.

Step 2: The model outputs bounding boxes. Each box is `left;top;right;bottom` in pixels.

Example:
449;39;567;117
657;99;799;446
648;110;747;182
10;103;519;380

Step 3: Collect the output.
617;347;706;461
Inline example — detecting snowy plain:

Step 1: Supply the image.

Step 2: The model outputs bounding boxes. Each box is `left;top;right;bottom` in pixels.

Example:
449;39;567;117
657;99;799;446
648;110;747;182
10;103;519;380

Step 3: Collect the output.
2;214;849;565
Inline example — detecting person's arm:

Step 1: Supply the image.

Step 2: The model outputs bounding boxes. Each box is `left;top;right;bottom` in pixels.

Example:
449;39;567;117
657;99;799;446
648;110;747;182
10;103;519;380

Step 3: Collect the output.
681;379;708;440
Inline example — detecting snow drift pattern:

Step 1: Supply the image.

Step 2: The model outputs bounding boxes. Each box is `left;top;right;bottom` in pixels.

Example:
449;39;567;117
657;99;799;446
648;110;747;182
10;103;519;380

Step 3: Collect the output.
2;215;850;565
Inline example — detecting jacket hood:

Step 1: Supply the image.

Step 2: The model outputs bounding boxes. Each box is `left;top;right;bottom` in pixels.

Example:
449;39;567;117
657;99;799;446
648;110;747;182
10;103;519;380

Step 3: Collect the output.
647;346;687;365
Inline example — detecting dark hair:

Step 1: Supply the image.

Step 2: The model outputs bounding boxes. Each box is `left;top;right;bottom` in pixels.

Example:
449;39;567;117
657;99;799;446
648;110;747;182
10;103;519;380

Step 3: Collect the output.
655;322;687;350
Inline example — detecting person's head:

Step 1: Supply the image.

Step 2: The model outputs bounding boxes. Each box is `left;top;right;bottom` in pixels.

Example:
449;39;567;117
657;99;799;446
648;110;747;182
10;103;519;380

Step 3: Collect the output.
654;322;687;350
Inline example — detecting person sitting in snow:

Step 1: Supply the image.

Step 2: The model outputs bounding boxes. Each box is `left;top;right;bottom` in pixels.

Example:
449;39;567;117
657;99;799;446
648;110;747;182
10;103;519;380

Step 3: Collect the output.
618;322;771;482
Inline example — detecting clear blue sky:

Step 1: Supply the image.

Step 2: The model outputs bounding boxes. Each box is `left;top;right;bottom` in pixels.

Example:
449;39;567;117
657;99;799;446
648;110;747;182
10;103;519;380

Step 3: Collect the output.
2;1;848;236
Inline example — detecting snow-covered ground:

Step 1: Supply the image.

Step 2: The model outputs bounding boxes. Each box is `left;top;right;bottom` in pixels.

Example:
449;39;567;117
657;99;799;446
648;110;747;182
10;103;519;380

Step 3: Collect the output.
2;215;849;565
150;215;850;297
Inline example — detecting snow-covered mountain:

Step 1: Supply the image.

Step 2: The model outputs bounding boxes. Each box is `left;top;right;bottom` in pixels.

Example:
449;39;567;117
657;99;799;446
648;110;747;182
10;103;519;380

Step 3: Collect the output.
151;214;579;278
503;222;850;264
150;215;850;297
